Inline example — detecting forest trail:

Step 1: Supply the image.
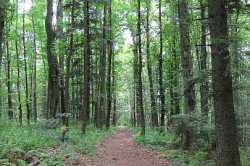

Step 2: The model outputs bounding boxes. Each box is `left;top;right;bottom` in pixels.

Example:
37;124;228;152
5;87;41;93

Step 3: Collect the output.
84;128;171;166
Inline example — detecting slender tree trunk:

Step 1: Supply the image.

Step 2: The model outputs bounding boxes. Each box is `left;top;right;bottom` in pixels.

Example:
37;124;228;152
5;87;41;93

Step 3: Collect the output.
199;0;209;145
137;0;145;136
178;0;196;149
230;3;241;144
132;35;139;127
208;0;241;165
199;0;209;121
31;0;37;122
22;13;31;124
82;0;91;134
173;38;180;116
16;0;22;124
56;0;67;126
146;0;158;128
158;0;165;131
106;0;112;129
111;39;116;126
46;0;60;119
6;39;13;120
65;0;75;126
98;1;108;129
0;3;5;118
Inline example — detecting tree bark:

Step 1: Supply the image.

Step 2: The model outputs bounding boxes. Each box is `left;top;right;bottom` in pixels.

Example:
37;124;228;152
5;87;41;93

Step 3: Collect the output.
97;1;108;129
16;0;22;125
56;0;67;126
159;0;165;131
146;0;158;128
0;3;5;117
31;0;37;123
82;0;91;134
178;0;196;149
46;0;60;119
208;0;241;165
22;13;31;124
137;0;145;136
199;0;209;120
65;0;75;124
111;28;116;126
106;0;112;129
6;39;13;120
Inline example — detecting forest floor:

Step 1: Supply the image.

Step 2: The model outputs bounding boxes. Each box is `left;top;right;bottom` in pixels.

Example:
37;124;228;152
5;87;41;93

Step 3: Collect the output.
81;128;171;166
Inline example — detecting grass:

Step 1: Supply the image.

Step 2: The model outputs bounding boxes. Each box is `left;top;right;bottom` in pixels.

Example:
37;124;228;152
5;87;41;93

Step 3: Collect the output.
0;119;117;165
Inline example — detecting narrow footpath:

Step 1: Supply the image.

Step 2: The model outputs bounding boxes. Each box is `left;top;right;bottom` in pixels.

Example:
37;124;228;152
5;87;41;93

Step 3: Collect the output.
85;128;171;166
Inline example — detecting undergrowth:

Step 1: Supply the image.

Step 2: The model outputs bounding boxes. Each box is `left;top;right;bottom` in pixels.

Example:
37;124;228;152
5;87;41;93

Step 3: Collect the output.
0;119;116;165
133;127;250;166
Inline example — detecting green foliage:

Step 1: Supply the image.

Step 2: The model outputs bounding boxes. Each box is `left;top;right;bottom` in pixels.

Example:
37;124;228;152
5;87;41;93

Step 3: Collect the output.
133;127;215;166
240;148;250;166
0;119;117;165
171;113;213;150
166;149;214;166
70;125;117;155
134;127;174;150
40;118;60;130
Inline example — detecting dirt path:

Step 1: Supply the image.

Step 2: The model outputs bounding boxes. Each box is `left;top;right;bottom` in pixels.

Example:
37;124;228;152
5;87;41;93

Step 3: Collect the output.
85;128;171;166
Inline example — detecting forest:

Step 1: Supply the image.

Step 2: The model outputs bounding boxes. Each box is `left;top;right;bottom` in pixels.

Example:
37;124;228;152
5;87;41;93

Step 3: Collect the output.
0;0;250;165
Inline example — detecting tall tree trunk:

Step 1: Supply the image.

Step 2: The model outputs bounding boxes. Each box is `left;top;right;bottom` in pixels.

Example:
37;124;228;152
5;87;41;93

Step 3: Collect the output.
0;3;5;118
16;0;22;125
106;0;112;129
111;39;116;126
173;38;180;116
46;0;60;119
97;1;108;129
31;0;37;123
82;0;91;134
158;0;165;131
230;3;241;144
22;13;31;124
137;0;145;136
56;0;67;126
132;34;139;127
208;0;241;165
178;0;196;149
199;0;209;121
146;0;158;128
65;0;75;126
169;37;180;125
6;39;13;120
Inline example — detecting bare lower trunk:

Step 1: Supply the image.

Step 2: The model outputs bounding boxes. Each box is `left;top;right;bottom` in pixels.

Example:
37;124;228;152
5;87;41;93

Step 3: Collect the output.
0;5;4;118
178;0;196;149
82;0;91;134
158;0;165;131
146;0;158;128
208;0;241;165
137;0;145;136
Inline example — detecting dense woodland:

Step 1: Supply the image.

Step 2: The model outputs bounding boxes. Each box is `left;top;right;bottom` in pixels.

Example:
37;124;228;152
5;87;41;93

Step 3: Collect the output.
0;0;250;165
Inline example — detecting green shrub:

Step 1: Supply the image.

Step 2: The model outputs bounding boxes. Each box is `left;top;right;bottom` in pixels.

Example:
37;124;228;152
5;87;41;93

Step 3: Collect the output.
0;119;117;165
133;127;215;166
